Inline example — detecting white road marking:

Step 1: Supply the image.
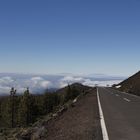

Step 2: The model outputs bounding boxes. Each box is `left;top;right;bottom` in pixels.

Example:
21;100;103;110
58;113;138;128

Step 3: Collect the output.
123;98;131;102
97;88;109;140
122;92;140;99
107;87;140;99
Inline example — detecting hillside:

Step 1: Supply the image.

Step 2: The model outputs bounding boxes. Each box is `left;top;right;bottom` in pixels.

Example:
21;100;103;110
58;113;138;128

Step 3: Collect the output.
117;71;140;96
0;83;102;140
56;83;91;94
46;88;102;140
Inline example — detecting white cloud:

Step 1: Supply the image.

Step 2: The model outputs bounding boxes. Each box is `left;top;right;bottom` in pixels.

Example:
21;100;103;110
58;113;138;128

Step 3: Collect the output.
0;74;124;95
40;81;52;88
28;77;53;92
60;76;96;87
82;79;95;87
31;77;43;81
0;76;14;85
59;76;85;88
0;85;11;95
93;80;122;87
60;76;122;88
61;76;84;82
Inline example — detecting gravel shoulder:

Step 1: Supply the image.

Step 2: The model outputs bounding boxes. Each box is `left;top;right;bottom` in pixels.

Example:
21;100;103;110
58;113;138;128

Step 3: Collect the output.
46;88;102;140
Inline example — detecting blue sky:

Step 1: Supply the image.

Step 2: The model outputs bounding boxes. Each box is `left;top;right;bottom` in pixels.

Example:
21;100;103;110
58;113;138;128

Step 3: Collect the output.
0;0;140;76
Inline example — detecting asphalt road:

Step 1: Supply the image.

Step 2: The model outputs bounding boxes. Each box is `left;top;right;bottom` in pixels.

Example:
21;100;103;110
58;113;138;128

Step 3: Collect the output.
98;87;140;140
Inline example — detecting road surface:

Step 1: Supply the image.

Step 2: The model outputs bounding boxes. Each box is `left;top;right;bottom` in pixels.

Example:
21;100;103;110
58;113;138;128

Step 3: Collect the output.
98;87;140;140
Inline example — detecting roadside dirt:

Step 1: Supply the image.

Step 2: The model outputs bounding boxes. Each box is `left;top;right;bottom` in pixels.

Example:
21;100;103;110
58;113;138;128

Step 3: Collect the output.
46;88;102;140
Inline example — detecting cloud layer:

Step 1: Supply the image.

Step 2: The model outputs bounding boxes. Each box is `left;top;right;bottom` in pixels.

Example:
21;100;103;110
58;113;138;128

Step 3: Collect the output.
0;73;125;95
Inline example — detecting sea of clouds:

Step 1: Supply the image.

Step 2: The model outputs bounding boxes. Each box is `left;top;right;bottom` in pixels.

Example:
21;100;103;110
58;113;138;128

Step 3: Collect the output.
0;73;125;95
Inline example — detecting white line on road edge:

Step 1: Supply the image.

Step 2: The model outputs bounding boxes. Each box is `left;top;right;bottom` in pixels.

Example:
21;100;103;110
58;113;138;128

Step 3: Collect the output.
97;88;109;140
123;98;131;102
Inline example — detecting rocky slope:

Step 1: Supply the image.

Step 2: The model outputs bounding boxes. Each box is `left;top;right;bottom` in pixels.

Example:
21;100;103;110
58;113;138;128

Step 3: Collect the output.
116;71;140;96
